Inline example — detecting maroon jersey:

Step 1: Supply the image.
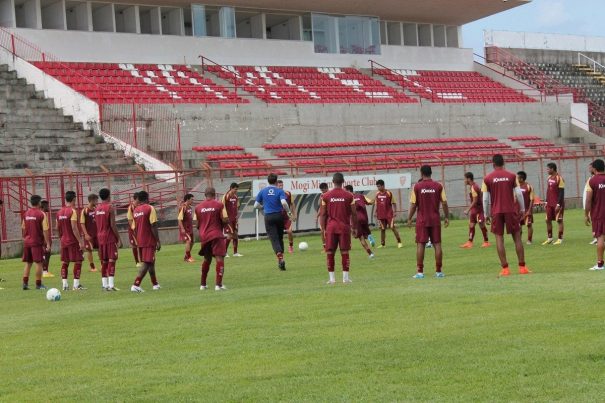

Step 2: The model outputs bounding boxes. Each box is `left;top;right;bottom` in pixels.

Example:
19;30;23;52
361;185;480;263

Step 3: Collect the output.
588;174;605;220
222;191;239;221
410;179;447;227
178;204;193;234
469;182;483;212
375;190;396;220
322;188;355;234
519;183;535;212
546;174;565;207
353;193;371;224
133;203;158;248
481;168;518;214
57;206;80;247
80;206;97;237
95;202;118;245
22;208;48;247
195;199;228;243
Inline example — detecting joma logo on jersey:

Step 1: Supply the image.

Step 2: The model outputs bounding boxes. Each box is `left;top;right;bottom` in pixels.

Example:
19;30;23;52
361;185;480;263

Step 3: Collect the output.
421;189;436;194
58;215;68;220
330;198;346;202
133;212;145;218
493;177;510;183
25;216;38;221
200;208;216;212
599;184;605;189
96;211;106;215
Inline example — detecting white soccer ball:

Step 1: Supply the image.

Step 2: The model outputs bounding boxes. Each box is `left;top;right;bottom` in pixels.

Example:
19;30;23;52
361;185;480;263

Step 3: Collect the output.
46;288;61;302
298;241;309;251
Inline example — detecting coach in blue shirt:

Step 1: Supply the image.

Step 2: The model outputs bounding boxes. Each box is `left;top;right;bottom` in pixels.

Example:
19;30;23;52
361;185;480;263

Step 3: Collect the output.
254;173;292;271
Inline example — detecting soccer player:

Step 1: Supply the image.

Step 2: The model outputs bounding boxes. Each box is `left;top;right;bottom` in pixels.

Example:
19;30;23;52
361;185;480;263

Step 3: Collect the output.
178;193;195;262
254;173;293;271
80;193;99;272
95;188;122;291
195;187;229;290
345;184;374;259
40;199;54;278
517;171;535;245
320;173;357;284
317;182;329;251
126;192;142;267
21;195;51;290
130;191;161;292
222;183;243;257
460;172;489;248
585;159;605;271
57;191;86;291
407;165;449;278
543;162;565;245
583;163;598;245
277;179;297;253
374;179;402;248
482;154;531;276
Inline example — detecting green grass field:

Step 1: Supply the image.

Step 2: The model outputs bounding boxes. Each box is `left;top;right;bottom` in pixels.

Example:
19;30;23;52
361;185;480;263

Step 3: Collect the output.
2;208;605;402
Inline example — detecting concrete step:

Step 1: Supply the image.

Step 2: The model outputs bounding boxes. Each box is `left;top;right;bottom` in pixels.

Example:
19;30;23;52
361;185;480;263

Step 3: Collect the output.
2;98;56;109
3;121;82;130
0;107;65;118
0;127;93;138
0;113;73;124
0;142;114;154
0;149;126;162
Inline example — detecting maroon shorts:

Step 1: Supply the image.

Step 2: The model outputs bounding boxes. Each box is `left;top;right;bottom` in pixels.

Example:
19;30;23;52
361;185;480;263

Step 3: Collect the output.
491;213;520;236
199;237;227;259
520;214;534;226
179;230;194;243
592;219;605;238
469;209;485;225
224;220;238;235
99;243;119;262
325;231;351;252
128;229;137;247
378;218;395;229
546;206;564;222
416;225;441;244
85;237;98;251
22;245;45;263
355;221;371;239
60;244;84;263
139;246;156;264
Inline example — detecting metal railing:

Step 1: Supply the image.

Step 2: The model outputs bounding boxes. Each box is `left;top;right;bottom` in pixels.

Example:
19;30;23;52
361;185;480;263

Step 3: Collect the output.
577;53;605;74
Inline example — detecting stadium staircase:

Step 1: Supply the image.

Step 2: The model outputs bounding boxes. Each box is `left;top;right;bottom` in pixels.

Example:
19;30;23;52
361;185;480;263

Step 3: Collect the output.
0;64;138;176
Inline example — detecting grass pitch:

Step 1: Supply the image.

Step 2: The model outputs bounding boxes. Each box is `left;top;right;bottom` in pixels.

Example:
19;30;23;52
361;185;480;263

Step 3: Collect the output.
2;209;605;402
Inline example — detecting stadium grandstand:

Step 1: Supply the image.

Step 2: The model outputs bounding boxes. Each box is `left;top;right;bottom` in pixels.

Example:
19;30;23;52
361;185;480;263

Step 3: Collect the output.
0;0;604;255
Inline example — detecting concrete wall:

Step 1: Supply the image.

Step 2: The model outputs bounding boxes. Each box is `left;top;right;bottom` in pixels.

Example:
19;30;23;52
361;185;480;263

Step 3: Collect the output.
502;48;605;66
486;30;605;54
8;27;474;70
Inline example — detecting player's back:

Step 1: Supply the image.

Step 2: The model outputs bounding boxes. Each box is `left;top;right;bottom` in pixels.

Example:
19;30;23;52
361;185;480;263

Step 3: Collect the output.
353;194;370;223
589;174;605;221
134;203;158;247
57;206;78;246
324;188;354;233
23;208;46;246
519;183;533;210
412;179;444;227
483;169;517;214
195;199;225;242
95;202;117;244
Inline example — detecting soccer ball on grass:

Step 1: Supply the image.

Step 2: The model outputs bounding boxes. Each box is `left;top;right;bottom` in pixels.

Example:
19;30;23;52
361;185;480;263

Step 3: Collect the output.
298;241;309;251
46;288;61;302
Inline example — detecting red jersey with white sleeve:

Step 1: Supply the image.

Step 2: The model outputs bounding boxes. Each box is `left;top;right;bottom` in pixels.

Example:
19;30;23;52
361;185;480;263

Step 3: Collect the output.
588;174;605;221
95;202;118;245
195;199;228;243
22;208;48;247
375;190;396;220
57;207;80;247
322;188;355;234
133;203;159;248
519;183;535;212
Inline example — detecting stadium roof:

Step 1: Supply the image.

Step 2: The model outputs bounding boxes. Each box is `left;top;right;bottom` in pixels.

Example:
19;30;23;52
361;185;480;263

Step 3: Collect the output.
125;0;531;25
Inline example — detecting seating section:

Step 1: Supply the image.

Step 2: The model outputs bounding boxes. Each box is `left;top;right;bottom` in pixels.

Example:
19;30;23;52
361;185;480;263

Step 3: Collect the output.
33;62;248;104
207;65;416;104
374;69;536;103
192;146;284;177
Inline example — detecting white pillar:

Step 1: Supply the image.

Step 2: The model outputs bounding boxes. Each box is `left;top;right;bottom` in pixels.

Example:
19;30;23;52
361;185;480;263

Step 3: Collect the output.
0;0;16;28
122;6;139;33
150;6;161;35
250;13;265;39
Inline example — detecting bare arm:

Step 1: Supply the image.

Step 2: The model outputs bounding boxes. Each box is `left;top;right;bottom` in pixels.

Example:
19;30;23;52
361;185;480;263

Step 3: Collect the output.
152;222;161;251
110;206;122;248
70;216;84;249
442;201;450;228
319;202;327;231
585;189;593;225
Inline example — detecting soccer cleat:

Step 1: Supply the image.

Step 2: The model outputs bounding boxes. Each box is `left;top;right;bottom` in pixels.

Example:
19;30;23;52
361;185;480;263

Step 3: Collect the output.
435;272;445;278
36;284;47;290
215;285;227;291
136;262;143;268
397;243;403;249
185;257;195;263
369;253;375;259
62;285;69;291
541;238;553;245
588;265;604;271
200;285;208;290
378;244;385;249
278;260;286;271
152;284;161;290
233;253;244;257
288;245;294;254
42;271;55;278
368;235;376;247
412;273;424;279
22;284;29;290
73;285;87;291
460;241;473;249
518;266;531;275
225;254;230;258
553;239;563;245
326;280;335;285
425;242;433;249
481;242;491;248
590;238;598;245
499;267;511;277
130;285;144;293
106;287;120;291
526;241;533;245
343;279;352;284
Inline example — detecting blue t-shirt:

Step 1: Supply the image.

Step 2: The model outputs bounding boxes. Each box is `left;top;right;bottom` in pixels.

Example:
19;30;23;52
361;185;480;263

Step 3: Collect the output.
256;186;287;214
